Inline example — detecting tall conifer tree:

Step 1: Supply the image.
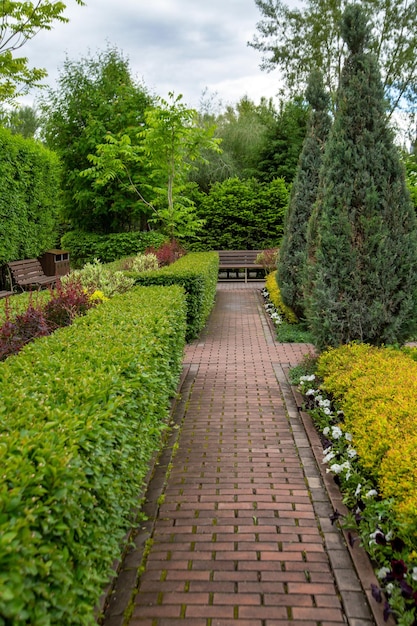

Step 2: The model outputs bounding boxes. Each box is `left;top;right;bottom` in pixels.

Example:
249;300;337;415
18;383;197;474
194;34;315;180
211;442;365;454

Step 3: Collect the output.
305;4;417;349
278;70;331;318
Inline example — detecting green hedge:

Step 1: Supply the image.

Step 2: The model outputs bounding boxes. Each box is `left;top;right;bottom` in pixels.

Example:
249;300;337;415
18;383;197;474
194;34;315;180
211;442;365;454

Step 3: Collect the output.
0;127;62;263
0;285;187;625
60;230;167;268
128;252;219;341
192;177;289;250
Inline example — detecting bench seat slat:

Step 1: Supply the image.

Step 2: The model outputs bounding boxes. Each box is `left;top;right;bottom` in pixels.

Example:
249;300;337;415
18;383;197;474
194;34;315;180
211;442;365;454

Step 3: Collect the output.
7;259;56;290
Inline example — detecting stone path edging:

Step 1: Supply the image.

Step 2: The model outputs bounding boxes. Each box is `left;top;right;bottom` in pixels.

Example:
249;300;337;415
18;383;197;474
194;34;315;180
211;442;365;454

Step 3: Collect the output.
280;369;395;626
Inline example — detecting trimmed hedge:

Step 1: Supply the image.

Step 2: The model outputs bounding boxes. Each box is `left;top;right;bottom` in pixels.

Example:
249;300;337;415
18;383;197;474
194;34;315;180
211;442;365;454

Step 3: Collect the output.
60;230;167;268
0;128;62;264
193;177;289;251
0;285;187;625
127;251;219;341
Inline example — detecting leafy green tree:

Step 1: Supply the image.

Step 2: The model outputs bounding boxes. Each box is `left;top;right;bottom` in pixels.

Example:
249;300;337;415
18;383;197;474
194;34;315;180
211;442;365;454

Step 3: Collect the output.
0;1;84;102
277;70;331;319
305;4;417;349
84;93;221;240
216;96;277;178
250;0;417;119
193;177;289;249
191;95;277;191
0;105;40;138
256;96;309;183
40;46;152;233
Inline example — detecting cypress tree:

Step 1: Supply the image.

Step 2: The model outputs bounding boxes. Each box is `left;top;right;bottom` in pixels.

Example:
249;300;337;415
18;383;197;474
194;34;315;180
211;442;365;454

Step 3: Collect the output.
277;70;331;319
305;4;417;349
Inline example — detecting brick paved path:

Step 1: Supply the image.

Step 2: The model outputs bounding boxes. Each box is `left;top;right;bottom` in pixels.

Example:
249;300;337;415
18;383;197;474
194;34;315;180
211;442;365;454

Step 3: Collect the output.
106;283;375;626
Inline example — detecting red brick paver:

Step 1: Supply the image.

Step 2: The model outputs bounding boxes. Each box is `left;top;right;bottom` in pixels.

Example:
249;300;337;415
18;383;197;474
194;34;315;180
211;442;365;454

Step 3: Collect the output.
106;282;375;626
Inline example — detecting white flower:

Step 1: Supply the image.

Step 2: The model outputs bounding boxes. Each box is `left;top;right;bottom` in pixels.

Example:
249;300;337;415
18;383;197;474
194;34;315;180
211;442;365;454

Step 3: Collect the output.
364;489;378;498
322;427;330;436
386;583;395;595
299;374;316;382
327;463;343;474
354;483;362;497
411;567;417;582
331;426;343;439
377;567;390;580
323;450;336;464
318;398;331;408
344;432;353;441
305;388;316;396
328;460;351;475
347;447;357;458
323;407;332;415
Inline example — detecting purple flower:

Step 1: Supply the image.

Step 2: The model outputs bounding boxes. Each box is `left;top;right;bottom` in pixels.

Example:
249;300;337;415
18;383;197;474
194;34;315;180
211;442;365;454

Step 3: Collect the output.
383;601;393;622
371;584;383;603
375;531;387;546
389;559;408;581
390;536;406;553
399;580;414;599
329;509;343;525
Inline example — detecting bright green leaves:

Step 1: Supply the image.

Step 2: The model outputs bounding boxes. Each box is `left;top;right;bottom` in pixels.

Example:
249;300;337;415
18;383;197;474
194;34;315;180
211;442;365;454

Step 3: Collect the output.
0;1;85;102
84;93;222;240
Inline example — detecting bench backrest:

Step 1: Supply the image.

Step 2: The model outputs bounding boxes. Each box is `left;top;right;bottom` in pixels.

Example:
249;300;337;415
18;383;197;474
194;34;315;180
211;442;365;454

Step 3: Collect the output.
7;259;56;288
217;250;263;265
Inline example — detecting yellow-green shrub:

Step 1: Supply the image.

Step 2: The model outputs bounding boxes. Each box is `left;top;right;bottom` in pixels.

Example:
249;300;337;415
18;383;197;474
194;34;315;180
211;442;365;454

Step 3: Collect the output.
317;343;417;526
265;271;298;324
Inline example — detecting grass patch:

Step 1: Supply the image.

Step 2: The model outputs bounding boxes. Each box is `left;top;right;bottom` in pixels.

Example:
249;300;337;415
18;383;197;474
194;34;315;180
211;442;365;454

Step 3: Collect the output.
275;321;314;343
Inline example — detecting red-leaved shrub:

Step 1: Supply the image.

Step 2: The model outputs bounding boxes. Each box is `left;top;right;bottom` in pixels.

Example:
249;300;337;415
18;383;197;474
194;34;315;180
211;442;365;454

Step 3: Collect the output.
0;279;95;361
43;279;93;330
0;304;49;360
146;239;186;267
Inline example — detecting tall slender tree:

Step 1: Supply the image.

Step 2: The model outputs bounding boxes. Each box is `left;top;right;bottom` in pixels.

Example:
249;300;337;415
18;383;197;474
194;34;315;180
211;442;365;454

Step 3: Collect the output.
305;4;417;349
277;70;331;318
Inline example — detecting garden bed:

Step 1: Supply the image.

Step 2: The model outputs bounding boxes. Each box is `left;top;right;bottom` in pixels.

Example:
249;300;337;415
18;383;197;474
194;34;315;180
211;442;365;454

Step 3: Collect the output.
289;345;417;625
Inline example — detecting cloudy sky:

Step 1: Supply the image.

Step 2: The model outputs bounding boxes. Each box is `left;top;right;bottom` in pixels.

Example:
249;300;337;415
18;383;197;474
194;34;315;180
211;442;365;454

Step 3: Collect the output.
21;0;287;110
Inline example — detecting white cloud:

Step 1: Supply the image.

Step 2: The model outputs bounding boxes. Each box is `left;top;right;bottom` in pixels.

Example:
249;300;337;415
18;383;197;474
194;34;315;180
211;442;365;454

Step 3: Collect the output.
19;0;284;109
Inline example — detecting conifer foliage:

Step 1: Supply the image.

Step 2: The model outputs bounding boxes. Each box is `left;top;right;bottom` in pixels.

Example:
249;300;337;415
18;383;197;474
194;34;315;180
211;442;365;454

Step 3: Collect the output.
305;4;417;349
277;70;331;319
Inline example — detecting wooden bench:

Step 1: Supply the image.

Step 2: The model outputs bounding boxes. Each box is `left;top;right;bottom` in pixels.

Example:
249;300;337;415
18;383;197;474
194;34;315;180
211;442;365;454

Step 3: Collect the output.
217;250;265;282
7;259;57;291
0;290;13;299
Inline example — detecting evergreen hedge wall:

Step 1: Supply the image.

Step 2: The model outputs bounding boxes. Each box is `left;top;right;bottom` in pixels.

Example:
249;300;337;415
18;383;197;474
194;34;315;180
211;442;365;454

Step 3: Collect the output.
0;127;62;263
61;230;167;268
